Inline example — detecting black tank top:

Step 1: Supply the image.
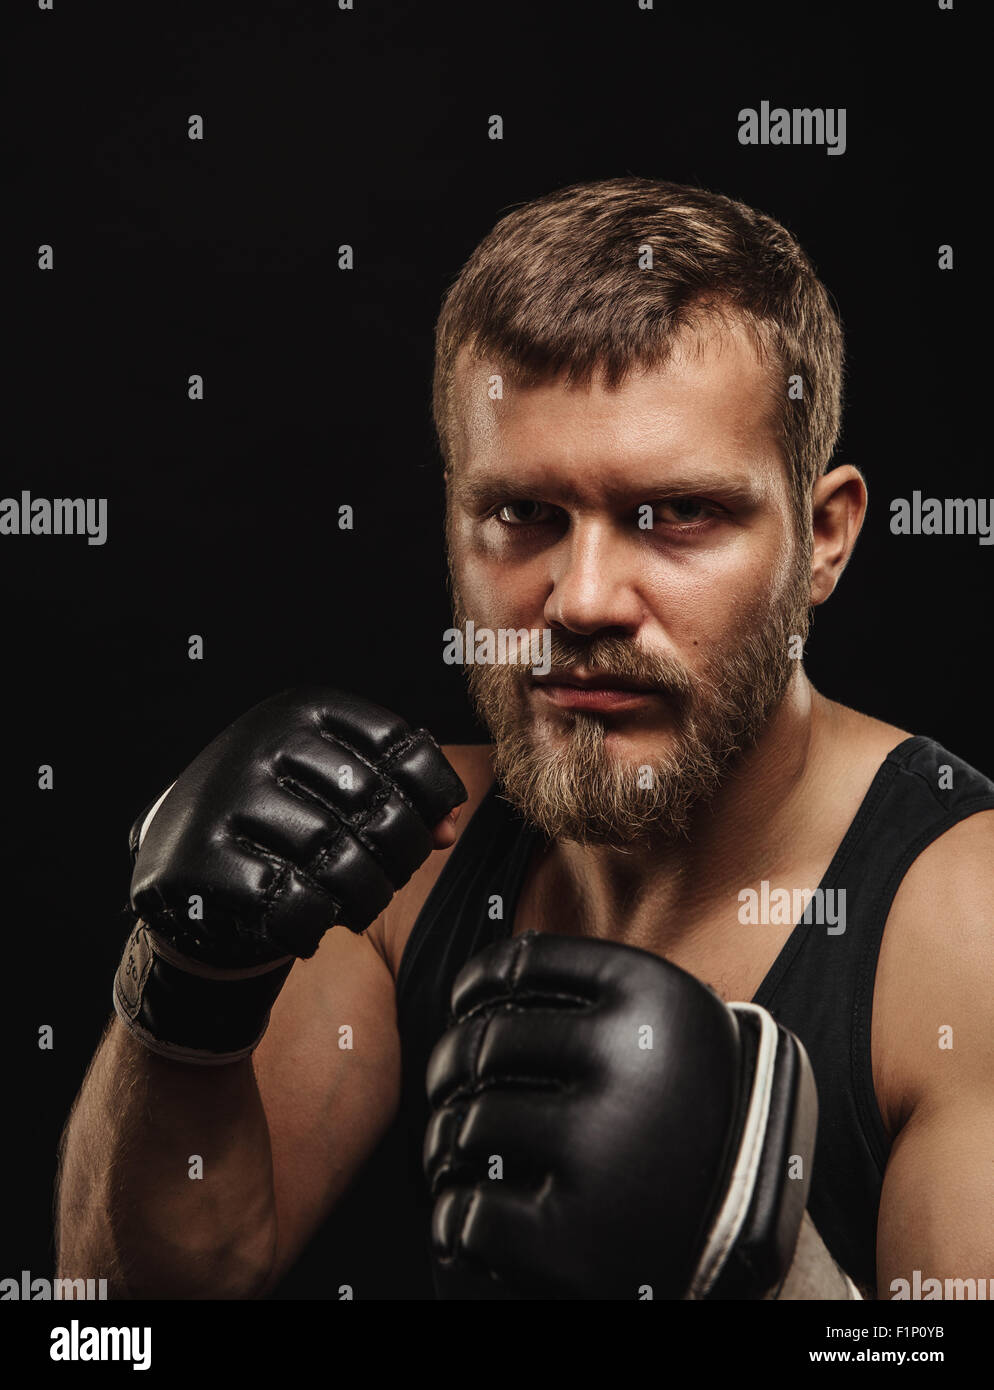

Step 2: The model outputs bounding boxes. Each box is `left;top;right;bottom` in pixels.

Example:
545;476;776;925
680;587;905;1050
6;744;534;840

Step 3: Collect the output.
269;734;994;1300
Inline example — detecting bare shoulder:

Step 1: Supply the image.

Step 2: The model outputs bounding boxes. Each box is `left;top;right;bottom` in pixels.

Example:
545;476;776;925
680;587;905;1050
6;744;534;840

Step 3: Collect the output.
823;694;913;757
872;807;994;1140
368;744;495;981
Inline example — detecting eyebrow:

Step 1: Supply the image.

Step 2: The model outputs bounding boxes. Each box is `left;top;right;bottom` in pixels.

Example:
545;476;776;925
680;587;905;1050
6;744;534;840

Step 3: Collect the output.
451;472;764;511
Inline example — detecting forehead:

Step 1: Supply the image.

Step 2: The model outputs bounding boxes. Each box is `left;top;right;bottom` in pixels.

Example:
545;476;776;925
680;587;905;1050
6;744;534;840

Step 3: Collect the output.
449;321;782;491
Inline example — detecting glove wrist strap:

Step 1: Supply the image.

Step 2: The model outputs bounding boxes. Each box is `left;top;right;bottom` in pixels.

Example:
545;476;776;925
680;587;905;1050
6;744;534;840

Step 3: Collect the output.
112;922;293;1066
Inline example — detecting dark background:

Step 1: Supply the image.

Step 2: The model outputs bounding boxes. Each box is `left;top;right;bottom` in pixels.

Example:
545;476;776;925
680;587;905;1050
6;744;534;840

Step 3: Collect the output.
3;0;981;1289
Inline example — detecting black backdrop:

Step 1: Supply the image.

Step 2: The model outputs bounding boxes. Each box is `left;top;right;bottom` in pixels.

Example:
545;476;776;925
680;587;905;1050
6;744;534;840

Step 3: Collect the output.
2;0;983;1309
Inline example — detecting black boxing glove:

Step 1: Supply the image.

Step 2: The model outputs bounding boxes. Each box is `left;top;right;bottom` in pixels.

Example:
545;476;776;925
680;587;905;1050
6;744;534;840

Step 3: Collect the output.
113;686;466;1065
423;931;818;1300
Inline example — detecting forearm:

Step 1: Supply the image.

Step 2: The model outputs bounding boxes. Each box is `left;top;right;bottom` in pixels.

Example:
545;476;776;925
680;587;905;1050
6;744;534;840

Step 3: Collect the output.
772;1211;864;1300
56;1016;277;1299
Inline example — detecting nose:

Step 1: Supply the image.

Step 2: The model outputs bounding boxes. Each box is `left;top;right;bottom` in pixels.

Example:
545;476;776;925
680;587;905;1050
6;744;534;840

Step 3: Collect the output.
543;519;644;637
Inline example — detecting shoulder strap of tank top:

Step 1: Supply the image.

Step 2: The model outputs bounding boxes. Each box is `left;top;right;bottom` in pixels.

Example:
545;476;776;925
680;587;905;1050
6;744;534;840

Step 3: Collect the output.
396;779;538;1009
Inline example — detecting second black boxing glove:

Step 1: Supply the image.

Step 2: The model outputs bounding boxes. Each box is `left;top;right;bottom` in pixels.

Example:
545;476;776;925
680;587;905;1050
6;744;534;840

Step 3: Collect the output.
423;932;817;1300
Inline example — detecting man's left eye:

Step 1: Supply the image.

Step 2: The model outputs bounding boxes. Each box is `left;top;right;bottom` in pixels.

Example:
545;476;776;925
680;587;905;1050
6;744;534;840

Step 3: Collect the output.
653;498;711;524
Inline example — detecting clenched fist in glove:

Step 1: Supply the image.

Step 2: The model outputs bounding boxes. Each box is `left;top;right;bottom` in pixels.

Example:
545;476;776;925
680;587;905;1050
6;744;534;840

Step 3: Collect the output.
423;931;819;1300
113;686;466;1065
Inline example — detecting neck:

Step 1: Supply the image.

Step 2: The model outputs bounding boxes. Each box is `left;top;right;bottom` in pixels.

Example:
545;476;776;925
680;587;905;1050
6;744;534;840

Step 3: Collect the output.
535;669;836;952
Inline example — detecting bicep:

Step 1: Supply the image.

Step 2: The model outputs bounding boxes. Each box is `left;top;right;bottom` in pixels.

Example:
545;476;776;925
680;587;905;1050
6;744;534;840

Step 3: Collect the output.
873;810;994;1297
877;1092;994;1297
251;922;401;1287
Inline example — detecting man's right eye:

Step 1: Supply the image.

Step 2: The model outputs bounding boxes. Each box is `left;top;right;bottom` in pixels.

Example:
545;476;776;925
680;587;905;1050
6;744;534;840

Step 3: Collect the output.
495;501;557;525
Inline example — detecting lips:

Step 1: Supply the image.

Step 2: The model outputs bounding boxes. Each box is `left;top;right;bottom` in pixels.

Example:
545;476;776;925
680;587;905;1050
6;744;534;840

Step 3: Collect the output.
532;670;657;694
531;672;659;712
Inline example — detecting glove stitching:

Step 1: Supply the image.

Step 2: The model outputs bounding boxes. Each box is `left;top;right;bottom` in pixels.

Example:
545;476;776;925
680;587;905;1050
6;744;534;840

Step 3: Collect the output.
135;896;278;959
275;767;393;834
310;800;407;900
299;787;399;885
267;774;398;908
268;776;387;890
141;722;448;956
232;780;400;926
457;989;593;1020
436;1073;567;1106
232;834;344;919
315;726;427;823
377;727;443;786
303;732;439;884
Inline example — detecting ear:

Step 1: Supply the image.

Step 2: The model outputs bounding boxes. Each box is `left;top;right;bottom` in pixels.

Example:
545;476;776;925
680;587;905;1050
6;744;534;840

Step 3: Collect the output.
809;465;867;606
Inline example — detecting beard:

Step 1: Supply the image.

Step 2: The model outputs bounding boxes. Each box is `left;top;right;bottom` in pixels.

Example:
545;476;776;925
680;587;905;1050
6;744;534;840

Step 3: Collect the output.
449;536;813;848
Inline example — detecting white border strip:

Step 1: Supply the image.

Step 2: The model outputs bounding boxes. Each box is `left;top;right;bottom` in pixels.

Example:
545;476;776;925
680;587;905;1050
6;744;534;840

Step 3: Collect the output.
687;1003;778;1299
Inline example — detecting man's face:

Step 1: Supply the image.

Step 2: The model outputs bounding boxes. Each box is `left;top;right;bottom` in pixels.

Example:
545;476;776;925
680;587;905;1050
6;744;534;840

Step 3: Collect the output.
445;321;814;845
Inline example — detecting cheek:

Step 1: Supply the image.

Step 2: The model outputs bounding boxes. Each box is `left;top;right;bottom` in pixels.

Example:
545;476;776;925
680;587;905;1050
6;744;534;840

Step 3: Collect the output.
452;532;546;621
465;569;543;626
642;536;786;646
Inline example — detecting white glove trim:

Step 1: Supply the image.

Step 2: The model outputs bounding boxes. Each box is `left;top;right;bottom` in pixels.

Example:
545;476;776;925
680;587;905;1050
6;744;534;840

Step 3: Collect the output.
687;1002;778;1299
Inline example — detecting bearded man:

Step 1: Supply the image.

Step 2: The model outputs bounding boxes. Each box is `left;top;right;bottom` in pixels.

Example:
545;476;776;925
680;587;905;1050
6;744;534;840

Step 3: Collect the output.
56;178;994;1302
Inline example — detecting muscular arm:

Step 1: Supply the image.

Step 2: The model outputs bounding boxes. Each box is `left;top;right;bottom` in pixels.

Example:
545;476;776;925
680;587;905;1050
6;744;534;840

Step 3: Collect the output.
56;742;491;1301
873;811;994;1298
56;1018;276;1299
55;924;401;1300
878;1095;994;1298
252;925;402;1292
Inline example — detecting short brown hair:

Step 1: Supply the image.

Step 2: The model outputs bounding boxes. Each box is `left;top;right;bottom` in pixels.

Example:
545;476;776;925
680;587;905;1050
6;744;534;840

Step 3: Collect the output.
432;176;845;528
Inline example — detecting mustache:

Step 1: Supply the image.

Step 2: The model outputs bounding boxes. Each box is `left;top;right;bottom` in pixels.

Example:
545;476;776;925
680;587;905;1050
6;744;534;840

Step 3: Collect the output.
525;634;696;701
